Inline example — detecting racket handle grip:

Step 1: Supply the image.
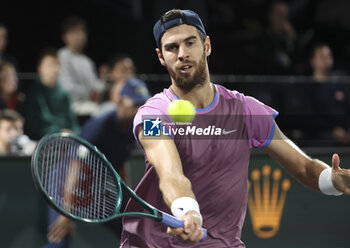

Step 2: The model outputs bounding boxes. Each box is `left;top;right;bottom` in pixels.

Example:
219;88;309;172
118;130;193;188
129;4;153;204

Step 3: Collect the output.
160;212;207;241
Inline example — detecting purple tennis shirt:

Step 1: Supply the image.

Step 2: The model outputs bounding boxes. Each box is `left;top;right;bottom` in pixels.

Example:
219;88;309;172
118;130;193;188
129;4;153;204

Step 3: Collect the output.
120;84;278;248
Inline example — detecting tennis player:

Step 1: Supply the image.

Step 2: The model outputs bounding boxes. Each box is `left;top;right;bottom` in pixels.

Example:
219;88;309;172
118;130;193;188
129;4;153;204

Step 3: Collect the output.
120;9;350;247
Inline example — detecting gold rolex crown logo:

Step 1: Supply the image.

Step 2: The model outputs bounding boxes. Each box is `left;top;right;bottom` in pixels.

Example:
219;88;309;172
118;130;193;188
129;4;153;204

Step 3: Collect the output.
248;165;291;239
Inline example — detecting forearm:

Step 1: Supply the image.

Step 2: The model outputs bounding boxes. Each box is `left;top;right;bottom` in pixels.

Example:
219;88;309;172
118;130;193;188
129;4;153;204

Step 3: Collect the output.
140;131;196;208
266;127;327;191
290;157;328;191
159;175;195;207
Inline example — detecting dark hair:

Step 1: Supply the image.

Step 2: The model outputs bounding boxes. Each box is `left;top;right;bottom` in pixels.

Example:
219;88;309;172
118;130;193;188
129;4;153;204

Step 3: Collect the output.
0;22;6;30
108;53;133;68
161;9;184;24
61;16;87;34
37;47;58;67
310;42;331;59
158;9;206;50
0;109;24;124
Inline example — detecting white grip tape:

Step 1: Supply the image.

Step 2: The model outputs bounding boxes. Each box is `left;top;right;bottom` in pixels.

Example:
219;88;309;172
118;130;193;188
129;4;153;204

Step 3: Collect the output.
171;197;202;222
318;167;343;196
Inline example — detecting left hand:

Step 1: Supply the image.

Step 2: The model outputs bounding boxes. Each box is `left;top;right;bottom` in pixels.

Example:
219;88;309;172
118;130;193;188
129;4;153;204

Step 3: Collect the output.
166;210;204;243
331;153;350;194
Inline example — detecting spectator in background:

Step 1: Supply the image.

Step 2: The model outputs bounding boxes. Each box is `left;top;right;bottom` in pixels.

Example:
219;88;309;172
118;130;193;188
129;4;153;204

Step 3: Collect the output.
82;78;150;173
308;43;350;144
0;23;19;71
282;43;349;145
0;109;35;156
98;54;136;101
0;109;21;155
109;54;136;85
98;62;112;85
24;48;79;141
97;54;138;115
0;62;24;110
45;78;150;247
310;43;335;82
58;16;104;118
259;1;297;74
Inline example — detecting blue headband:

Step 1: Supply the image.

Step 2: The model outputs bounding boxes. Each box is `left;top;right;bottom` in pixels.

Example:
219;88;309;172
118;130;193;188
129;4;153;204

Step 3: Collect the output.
153;10;206;48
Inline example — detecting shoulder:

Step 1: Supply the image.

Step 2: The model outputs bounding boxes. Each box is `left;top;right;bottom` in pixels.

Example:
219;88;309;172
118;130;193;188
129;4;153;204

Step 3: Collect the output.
138;90;171;114
216;84;246;101
79;53;95;66
81;110;117;135
215;84;252;107
128;78;147;87
215;84;275;114
92;110;117;124
55;84;71;97
133;90;171;132
58;47;70;58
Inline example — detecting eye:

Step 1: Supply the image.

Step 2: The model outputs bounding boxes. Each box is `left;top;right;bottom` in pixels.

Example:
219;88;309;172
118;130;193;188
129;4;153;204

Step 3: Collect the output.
187;40;196;47
167;45;178;52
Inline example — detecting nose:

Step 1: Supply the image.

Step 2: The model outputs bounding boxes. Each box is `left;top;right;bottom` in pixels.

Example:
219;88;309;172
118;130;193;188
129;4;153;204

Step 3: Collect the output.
178;44;189;61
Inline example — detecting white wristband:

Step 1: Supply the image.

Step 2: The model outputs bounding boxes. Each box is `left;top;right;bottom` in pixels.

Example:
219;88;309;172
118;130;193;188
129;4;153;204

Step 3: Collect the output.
171;197;202;222
318;168;343;196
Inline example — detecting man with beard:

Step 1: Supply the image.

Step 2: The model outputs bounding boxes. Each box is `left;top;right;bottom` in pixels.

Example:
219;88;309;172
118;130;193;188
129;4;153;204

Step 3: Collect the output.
120;9;350;248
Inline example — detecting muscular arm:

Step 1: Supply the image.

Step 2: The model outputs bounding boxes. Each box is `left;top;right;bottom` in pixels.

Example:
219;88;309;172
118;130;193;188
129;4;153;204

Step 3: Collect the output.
265;124;328;191
138;128;196;207
138;128;204;242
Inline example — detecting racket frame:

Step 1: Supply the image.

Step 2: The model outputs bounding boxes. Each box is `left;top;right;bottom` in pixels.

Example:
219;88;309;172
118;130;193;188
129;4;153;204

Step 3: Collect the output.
31;132;161;223
31;132;207;241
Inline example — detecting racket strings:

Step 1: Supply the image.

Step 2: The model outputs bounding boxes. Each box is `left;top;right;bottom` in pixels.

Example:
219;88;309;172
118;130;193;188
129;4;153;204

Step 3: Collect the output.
37;137;119;220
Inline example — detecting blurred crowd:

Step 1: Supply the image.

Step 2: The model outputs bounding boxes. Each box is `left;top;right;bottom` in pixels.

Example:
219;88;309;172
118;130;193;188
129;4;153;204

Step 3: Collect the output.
0;0;350;158
0;17;151;158
0;16;152;247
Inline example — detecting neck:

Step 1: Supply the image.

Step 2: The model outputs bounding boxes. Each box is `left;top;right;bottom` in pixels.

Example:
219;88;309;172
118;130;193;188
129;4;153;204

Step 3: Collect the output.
40;78;56;88
313;70;329;83
171;70;214;109
67;45;82;54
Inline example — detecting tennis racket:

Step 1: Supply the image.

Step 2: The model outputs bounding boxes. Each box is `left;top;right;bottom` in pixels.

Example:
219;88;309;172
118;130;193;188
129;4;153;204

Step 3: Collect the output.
31;132;207;241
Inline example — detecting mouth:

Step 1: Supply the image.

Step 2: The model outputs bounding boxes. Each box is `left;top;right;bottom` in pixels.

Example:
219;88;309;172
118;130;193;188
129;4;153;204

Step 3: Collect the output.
178;65;193;74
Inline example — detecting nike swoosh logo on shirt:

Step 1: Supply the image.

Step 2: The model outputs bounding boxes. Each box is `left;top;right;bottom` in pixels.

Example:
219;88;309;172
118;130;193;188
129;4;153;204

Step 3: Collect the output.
222;129;238;135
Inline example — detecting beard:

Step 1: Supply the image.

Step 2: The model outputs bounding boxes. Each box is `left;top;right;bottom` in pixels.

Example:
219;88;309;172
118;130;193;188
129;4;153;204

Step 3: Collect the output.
167;53;207;91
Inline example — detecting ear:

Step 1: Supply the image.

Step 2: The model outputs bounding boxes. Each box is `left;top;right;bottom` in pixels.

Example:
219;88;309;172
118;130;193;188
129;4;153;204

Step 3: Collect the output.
204;36;211;57
156;48;166;67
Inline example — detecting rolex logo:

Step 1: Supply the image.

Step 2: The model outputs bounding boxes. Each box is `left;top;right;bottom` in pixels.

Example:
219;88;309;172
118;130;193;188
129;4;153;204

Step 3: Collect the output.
248;165;291;239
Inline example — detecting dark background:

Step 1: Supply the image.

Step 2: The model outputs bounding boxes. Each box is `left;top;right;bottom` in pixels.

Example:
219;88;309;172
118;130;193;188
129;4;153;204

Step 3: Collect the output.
2;0;350;75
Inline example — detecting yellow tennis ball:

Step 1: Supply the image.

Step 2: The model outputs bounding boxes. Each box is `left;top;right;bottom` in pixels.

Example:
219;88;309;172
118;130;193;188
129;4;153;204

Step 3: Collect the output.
167;100;196;123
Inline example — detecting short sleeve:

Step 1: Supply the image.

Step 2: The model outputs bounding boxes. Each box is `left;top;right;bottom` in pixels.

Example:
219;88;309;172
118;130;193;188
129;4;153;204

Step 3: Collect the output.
243;96;278;148
132;96;171;144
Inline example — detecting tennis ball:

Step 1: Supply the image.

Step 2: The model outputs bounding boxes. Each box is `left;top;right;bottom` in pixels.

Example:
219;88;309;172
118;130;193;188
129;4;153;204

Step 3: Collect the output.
167;100;196;123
